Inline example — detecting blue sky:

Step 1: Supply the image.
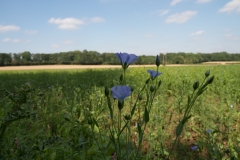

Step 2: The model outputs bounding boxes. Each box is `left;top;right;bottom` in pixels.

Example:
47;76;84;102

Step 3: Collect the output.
0;0;240;55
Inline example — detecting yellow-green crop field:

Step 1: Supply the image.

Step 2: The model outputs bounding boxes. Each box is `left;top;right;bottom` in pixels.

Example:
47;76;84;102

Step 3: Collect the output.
0;64;240;159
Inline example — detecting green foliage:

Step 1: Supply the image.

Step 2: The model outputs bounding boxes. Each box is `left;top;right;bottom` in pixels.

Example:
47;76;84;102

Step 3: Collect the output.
1;51;240;66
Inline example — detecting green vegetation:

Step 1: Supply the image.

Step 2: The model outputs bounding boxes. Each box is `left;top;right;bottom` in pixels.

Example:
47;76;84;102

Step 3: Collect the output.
0;64;240;159
0;50;240;66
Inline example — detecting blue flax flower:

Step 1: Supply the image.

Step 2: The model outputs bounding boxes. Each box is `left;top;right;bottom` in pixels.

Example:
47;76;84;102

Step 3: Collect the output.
116;52;138;69
190;145;198;151
147;70;162;79
111;85;131;102
206;129;211;134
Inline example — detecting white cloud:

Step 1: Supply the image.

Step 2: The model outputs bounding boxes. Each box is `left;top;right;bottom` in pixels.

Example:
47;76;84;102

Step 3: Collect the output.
91;17;106;23
51;44;60;48
196;0;211;3
225;34;240;40
25;30;38;34
2;38;31;43
190;30;204;36
62;40;74;44
171;0;182;6
157;10;169;16
59;24;79;29
0;25;20;33
219;0;240;13
166;11;197;23
48;17;85;30
12;39;20;43
2;38;11;42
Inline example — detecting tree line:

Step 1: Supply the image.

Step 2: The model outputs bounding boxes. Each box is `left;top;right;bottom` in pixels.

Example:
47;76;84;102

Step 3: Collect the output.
0;50;240;66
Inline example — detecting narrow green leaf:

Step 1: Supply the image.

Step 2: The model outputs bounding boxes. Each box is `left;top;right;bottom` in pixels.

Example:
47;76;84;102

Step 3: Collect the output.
137;124;143;146
131;101;138;116
176;115;192;137
176;121;184;137
118;121;129;137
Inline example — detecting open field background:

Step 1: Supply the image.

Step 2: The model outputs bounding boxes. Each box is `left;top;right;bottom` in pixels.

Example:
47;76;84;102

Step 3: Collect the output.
0;64;240;159
0;61;240;71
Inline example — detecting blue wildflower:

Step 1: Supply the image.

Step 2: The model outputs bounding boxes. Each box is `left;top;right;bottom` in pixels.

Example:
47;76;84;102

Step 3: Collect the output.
116;52;138;69
206;129;211;134
111;85;131;102
190;145;198;151
147;70;162;79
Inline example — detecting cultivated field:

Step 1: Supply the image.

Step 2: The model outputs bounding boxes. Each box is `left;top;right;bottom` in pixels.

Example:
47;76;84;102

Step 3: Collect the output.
0;63;240;159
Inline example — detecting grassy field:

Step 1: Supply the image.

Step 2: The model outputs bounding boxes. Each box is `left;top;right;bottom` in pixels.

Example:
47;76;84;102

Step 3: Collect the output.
0;64;240;159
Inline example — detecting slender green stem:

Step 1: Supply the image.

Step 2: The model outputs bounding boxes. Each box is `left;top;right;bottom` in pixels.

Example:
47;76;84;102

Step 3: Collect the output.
168;136;178;159
91;124;107;160
126;122;130;160
123;69;126;85
156;66;159;87
117;109;122;157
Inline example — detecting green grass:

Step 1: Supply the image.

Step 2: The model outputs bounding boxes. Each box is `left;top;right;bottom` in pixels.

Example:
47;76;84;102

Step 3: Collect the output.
0;64;240;159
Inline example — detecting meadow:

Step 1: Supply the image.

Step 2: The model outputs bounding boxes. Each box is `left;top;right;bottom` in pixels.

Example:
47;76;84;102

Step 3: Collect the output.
0;63;240;159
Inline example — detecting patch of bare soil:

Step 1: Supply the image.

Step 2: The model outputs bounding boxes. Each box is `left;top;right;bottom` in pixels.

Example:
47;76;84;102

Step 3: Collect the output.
0;61;239;71
0;65;155;71
202;61;240;65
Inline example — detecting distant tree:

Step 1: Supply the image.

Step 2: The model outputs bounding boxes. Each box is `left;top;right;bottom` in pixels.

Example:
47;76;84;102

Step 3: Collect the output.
21;51;31;64
32;53;42;64
49;53;60;64
41;54;50;64
210;52;228;61
100;53;118;64
12;53;21;65
1;50;240;66
0;53;12;66
175;55;184;64
73;50;83;64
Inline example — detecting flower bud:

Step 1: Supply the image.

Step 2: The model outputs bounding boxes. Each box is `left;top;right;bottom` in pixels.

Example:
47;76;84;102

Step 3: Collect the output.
205;70;210;77
138;95;143;101
118;100;124;110
104;87;109;96
158;80;162;87
124;114;131;121
150;86;155;92
156;55;160;67
119;74;123;82
193;81;199;90
145;78;150;84
207;76;214;84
